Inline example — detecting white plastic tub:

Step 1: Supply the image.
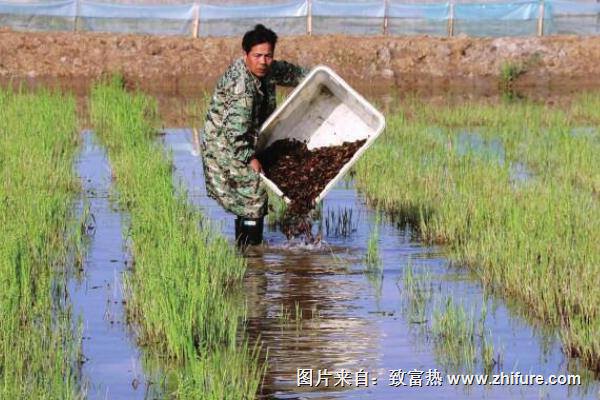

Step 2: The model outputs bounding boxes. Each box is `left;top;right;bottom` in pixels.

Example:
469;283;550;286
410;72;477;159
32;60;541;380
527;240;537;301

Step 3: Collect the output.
256;65;386;205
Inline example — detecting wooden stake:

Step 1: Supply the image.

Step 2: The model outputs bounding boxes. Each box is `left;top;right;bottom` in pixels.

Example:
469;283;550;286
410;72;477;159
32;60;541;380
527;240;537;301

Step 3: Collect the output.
448;2;455;37
383;0;389;35
73;0;80;32
192;4;200;38
307;0;312;35
537;0;545;36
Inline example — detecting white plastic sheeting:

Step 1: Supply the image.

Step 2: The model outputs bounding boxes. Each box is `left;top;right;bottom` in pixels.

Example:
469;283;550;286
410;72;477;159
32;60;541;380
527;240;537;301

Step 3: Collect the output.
0;0;75;31
311;0;385;34
0;0;598;36
198;0;306;36
200;1;306;19
546;0;600;34
79;0;194;19
454;0;540;20
388;2;450;35
311;0;385;17
78;0;194;35
0;0;75;16
454;0;542;36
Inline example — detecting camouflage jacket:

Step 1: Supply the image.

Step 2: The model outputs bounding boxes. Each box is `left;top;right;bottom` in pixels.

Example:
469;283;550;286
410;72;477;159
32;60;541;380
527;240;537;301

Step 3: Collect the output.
201;57;309;218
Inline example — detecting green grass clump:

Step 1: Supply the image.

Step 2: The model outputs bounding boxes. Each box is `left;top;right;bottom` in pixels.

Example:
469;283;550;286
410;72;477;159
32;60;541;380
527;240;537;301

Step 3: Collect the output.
90;76;261;398
355;95;600;374
401;264;433;324
365;212;381;268
432;298;496;373
0;88;83;398
432;298;477;371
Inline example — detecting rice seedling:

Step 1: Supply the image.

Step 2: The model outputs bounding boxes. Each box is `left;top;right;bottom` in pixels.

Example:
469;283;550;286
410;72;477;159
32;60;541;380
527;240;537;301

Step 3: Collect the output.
355;95;600;374
365;212;382;268
478;302;497;374
363;213;383;299
400;263;433;324
0;88;84;398
274;302;304;334
90;76;261;398
499;61;526;100
276;303;293;323
432;298;477;372
324;207;357;237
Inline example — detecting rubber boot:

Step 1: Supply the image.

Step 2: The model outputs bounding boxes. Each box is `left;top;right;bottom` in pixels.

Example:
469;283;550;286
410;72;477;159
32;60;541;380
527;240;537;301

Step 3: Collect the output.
235;216;264;246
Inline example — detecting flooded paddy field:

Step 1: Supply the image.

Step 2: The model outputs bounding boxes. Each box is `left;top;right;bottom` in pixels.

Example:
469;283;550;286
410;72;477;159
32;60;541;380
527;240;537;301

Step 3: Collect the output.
162;129;599;399
1;82;599;399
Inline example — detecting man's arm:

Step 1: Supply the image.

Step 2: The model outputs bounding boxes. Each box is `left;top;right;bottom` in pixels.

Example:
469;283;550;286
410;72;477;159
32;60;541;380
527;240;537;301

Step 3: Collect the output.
223;92;257;169
270;60;310;87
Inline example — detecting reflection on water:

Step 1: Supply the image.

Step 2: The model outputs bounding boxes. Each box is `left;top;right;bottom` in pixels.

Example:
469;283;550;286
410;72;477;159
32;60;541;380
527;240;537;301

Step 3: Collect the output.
160;129;598;399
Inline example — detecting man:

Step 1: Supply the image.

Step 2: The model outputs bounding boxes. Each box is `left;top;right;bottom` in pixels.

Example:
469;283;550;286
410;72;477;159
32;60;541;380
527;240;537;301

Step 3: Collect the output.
201;24;309;245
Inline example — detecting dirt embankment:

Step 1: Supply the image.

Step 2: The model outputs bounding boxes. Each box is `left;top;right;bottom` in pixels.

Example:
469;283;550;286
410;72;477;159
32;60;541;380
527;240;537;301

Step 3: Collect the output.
1;29;600;95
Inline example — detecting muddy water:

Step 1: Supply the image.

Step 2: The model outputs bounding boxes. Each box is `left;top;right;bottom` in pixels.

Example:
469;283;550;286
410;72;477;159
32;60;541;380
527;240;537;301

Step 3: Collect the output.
71;131;147;399
163;129;599;400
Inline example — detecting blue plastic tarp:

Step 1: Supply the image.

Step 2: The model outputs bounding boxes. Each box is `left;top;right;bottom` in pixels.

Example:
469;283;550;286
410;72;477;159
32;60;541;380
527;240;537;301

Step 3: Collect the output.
547;0;600;16
79;0;195;20
455;0;540;20
312;0;385;18
200;0;307;20
388;2;450;20
0;0;75;17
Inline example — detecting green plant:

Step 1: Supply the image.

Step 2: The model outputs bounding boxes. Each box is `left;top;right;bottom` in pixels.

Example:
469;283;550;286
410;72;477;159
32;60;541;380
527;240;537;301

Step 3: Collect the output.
90;76;262;397
499;61;527;101
432;298;477;371
0;88;84;398
354;95;600;374
401;263;433;324
365;212;382;268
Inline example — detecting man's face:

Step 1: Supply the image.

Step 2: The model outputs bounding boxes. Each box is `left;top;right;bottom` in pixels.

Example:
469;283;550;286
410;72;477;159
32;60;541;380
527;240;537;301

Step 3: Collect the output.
244;42;274;78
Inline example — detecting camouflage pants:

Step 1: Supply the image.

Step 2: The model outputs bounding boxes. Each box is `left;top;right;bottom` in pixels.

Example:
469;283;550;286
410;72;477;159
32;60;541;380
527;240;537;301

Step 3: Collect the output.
201;138;268;219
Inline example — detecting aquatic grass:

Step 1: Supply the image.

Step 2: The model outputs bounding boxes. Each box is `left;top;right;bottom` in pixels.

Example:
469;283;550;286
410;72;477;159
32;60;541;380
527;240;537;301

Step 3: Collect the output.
365;212;381;268
432;297;496;374
432;298;479;372
499;61;526;95
478;302;497;374
0;88;83;398
400;264;433;324
566;92;600;125
355;95;600;374
324;207;357;238
90;76;261;398
363;212;383;299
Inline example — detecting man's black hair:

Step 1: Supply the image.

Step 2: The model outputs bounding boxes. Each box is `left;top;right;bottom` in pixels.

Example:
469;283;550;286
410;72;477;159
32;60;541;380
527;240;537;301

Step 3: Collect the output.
242;24;278;53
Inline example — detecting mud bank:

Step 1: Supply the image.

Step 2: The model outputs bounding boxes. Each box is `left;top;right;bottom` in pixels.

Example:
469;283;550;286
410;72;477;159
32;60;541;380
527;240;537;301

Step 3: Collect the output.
1;29;600;95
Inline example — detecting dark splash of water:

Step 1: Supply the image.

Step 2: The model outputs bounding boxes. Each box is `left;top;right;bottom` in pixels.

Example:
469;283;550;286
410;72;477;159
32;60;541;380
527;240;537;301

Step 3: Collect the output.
280;210;321;244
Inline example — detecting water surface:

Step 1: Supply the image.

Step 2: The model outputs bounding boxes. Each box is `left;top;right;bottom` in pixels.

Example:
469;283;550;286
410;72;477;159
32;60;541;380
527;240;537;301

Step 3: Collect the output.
71;131;147;399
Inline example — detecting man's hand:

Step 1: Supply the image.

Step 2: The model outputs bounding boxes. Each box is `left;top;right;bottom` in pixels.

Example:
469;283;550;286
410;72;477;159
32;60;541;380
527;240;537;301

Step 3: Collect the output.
249;158;262;173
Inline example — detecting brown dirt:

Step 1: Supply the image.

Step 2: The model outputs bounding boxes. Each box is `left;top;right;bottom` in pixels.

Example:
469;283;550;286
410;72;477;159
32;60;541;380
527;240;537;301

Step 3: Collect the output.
1;29;600;96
